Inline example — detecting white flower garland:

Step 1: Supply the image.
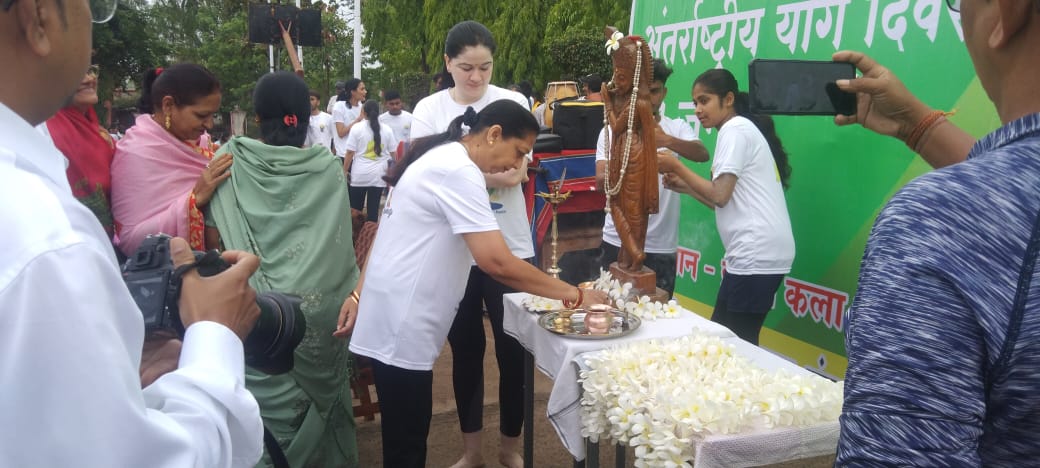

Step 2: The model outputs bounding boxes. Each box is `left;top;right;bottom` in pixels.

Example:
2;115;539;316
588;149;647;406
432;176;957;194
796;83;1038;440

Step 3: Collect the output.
579;335;844;467
602;35;643;206
523;269;681;321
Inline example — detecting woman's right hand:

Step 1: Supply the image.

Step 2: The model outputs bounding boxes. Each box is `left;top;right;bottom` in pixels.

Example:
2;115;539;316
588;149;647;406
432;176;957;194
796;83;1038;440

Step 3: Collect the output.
193;153;233;207
832;50;934;141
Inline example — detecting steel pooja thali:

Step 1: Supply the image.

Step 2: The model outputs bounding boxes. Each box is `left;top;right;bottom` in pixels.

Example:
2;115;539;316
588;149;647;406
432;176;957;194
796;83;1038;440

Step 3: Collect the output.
536;308;642;339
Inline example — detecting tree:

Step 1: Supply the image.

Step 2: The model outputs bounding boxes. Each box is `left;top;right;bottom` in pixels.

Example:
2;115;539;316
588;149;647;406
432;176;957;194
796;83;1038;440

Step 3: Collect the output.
92;0;170;123
143;0;359;115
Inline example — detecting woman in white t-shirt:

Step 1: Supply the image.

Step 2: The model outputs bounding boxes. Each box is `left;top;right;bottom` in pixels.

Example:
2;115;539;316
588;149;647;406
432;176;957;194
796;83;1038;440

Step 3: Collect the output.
335;100;607;468
332;77;367;160
657;68;795;346
409;20;534;468
345;100;397;222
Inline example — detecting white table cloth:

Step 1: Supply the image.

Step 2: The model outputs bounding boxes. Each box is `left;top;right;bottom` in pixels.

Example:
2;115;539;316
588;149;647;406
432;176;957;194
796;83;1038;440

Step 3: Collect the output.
502;293;736;460
576;338;841;468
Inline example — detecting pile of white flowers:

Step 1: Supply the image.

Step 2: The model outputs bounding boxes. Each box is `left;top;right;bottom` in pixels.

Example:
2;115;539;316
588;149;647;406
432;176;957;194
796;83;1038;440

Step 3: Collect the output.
523;269;683;321
579;334;844;467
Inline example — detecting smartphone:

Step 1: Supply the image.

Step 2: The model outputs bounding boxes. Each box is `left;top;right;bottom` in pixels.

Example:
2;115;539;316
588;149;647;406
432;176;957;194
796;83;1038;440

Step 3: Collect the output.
748;59;857;116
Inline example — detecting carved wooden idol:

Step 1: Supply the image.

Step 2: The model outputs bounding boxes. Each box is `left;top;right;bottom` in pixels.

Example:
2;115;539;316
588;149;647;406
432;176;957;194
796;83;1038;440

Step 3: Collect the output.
602;26;658;273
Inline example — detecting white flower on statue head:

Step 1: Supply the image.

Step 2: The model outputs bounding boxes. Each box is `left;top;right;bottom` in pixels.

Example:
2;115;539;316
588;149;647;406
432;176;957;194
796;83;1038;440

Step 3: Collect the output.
605;30;624;54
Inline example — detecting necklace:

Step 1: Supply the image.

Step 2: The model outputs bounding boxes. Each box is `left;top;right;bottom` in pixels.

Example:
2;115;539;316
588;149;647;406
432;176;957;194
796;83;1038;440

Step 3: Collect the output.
603;40;644;212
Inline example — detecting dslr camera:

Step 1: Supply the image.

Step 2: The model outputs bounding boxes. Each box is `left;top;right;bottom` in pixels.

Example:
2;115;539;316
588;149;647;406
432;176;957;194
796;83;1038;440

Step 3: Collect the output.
122;234;306;374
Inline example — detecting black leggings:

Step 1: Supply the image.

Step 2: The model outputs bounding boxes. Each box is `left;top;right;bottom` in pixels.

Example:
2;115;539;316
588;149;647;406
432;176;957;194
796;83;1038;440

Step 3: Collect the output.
371;358;433;468
710;273;784;345
447;265;526;437
349;185;383;222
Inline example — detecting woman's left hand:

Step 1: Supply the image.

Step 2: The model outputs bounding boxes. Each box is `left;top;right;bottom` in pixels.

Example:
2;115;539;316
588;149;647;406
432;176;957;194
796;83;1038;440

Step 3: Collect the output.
333;295;359;338
194;153;233;207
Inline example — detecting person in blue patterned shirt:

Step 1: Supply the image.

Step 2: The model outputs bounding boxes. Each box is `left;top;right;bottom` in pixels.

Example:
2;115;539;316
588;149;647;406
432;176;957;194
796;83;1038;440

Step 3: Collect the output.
831;1;1040;465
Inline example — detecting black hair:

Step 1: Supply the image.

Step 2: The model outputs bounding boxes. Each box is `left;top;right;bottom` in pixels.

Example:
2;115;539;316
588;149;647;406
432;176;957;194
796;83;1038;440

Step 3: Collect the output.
694;68;792;189
309;89;321;100
138;63;221;115
435;68;453;90
518;80;534;100
445;20;496;58
583;74;603;93
362;99;382;155
385;100;539;186
652;59;673;85
339;78;363;107
253;71;310;148
440;21;496;90
383;89;402;102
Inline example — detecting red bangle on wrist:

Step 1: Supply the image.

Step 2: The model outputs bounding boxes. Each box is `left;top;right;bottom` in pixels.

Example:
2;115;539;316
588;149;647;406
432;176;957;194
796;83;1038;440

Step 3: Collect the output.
562;288;583;309
905;110;951;152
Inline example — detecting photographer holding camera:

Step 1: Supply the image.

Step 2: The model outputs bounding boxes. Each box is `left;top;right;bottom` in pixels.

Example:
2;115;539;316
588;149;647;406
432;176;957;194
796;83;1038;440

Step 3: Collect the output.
0;1;264;466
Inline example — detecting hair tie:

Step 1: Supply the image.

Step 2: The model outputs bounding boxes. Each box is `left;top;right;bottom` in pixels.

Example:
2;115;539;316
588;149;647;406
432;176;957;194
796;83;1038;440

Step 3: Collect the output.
283;114;298;127
155;67;164;76
462;107;478;127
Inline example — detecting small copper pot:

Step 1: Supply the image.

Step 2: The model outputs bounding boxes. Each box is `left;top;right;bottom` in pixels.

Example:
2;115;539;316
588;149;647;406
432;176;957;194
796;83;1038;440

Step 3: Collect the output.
584;304;614;334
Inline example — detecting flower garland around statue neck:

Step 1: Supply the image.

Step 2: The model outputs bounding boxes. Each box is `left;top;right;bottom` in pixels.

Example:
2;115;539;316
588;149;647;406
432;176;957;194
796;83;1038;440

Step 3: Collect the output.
602;32;643;212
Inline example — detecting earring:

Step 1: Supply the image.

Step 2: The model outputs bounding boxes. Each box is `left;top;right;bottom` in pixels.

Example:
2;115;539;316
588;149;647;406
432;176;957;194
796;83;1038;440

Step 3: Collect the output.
164;114;171;130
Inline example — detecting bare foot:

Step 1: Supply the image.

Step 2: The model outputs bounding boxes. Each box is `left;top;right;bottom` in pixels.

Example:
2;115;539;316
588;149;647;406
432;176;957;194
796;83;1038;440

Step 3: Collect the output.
498;451;522;468
449;456;485;468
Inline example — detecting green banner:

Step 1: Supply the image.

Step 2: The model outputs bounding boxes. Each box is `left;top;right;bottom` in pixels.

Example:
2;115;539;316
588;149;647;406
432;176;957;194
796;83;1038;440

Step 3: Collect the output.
630;0;999;378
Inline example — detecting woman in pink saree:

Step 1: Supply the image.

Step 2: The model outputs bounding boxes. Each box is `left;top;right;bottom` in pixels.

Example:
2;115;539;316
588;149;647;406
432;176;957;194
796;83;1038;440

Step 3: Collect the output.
111;63;230;256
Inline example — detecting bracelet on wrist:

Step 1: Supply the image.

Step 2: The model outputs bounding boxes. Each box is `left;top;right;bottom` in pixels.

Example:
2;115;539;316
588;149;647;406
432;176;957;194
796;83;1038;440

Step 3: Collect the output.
349;290;361;304
562;287;583;309
905;109;955;152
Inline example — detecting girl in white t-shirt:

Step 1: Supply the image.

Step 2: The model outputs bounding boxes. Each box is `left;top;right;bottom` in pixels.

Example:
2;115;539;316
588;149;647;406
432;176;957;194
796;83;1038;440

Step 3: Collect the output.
336;100;607;468
345;100;396;222
409;20;534;468
332;78;367;158
657;68;795;346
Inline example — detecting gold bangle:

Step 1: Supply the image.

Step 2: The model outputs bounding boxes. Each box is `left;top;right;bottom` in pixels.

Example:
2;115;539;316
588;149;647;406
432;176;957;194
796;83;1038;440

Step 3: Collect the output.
350;290;361;303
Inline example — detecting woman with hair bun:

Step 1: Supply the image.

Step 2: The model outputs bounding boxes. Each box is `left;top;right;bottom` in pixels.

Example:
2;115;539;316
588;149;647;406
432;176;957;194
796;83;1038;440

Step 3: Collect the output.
111;63;227;256
339;100;608;468
409;20;537;468
207;71;362;468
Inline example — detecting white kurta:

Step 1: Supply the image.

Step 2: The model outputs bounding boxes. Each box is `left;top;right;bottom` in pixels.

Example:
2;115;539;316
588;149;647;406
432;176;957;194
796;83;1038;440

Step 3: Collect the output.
0;103;263;467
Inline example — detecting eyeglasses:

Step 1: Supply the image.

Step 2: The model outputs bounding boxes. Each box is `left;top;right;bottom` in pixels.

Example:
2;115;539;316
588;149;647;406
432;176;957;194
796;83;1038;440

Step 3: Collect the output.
2;0;118;23
87;64;100;78
945;0;960;12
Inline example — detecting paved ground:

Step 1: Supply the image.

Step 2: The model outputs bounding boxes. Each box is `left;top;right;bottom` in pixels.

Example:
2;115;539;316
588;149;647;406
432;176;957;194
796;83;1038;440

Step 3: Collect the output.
351;317;835;467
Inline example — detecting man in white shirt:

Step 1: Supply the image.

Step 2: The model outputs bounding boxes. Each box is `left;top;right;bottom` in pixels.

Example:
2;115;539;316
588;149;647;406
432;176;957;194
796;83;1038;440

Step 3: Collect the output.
304;90;336;150
0;2;265;466
326;80;345;115
595;59;708;296
378;89;412;158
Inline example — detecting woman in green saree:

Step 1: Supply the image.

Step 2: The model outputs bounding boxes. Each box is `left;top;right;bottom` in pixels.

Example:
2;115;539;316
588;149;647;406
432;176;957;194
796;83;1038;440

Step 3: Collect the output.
206;71;360;467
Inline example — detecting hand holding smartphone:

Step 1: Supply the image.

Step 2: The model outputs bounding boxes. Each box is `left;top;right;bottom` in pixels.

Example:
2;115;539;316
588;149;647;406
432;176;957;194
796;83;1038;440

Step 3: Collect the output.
748;59;857;116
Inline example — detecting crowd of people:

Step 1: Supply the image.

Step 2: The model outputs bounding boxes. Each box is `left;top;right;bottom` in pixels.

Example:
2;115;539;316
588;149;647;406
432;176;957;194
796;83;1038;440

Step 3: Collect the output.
3;1;1039;466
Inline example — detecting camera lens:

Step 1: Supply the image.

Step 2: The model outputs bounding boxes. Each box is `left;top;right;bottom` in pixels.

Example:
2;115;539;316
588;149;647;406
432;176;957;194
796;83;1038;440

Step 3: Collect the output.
244;293;306;374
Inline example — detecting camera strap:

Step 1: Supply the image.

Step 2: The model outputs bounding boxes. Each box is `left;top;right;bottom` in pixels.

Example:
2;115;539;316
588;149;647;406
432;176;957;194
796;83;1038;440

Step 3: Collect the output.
170;250;224;284
263;426;292;468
